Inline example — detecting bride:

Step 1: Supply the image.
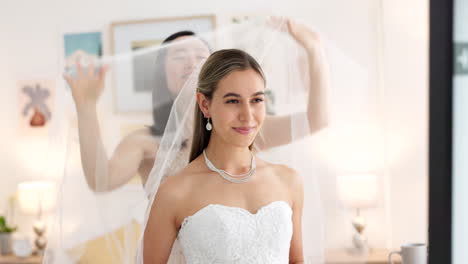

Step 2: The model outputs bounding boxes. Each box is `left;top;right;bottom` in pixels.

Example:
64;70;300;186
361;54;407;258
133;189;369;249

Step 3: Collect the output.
143;49;304;263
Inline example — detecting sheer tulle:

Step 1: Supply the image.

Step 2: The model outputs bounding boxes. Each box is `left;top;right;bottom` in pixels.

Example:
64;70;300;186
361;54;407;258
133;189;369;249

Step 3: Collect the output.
43;16;383;264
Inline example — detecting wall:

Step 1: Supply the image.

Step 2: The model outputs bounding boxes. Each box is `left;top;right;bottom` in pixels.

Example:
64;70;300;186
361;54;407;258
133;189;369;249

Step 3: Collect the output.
381;0;429;247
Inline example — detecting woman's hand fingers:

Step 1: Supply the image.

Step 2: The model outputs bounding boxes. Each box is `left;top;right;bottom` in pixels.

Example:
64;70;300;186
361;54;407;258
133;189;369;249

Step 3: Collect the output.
285;18;321;50
76;58;84;78
266;16;288;32
98;64;110;83
88;61;95;79
62;72;71;83
62;59;107;106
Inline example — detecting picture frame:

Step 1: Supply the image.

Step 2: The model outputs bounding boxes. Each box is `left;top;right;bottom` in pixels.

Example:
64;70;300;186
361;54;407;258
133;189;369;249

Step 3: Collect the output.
18;79;55;136
62;31;103;73
110;15;216;113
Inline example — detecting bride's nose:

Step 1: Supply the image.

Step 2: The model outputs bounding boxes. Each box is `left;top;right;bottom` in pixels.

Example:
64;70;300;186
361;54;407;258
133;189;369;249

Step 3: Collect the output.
238;103;254;122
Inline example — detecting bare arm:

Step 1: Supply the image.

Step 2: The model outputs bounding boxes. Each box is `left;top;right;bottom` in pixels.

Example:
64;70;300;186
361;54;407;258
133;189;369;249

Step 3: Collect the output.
258;20;329;150
64;63;144;191
288;168;305;264
143;178;181;263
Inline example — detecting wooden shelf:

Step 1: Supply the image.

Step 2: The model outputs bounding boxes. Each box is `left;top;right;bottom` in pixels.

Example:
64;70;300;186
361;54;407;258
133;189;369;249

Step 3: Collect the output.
2;249;402;264
325;248;401;264
0;254;42;264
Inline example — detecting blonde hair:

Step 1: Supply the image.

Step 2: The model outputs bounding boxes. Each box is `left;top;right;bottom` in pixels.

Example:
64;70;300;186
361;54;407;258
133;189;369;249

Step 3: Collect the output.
189;49;265;162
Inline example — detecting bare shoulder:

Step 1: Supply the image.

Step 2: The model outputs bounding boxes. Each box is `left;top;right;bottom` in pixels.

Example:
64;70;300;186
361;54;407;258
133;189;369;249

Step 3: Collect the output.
154;157;206;204
150;172;189;216
279;164;302;186
260;159;303;190
156;165;195;199
170;157;207;185
260;160;304;209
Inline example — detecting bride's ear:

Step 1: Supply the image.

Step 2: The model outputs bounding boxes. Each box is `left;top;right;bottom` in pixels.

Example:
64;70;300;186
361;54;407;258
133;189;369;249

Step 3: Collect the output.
196;92;211;118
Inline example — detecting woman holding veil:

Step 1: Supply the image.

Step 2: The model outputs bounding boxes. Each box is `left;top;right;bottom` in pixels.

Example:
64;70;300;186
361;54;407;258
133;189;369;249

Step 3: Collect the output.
48;17;334;264
61;18;328;193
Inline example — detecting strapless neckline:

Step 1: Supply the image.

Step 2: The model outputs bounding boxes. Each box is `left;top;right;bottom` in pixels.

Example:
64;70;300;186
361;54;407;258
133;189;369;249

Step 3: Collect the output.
176;199;293;263
179;200;291;232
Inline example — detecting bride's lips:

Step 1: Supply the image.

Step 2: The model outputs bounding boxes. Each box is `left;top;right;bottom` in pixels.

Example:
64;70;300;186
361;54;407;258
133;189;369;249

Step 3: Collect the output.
233;127;256;135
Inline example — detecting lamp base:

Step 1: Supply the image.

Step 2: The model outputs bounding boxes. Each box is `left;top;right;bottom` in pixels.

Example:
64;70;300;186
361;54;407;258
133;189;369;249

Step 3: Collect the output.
33;220;47;255
352;233;369;253
350;213;369;255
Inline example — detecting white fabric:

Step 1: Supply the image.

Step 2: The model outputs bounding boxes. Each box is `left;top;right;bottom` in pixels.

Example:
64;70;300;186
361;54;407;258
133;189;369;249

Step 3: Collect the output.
44;16;376;264
177;201;292;264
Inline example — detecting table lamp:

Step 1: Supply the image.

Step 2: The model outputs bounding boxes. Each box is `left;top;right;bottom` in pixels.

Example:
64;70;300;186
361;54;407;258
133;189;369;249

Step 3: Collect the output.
17;180;57;255
337;174;378;253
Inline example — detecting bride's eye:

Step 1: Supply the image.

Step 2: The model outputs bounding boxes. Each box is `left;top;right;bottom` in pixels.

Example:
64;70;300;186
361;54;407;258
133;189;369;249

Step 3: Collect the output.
226;99;239;104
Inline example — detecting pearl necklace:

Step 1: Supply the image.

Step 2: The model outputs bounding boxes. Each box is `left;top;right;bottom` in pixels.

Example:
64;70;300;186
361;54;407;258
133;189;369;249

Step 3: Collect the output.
203;149;256;184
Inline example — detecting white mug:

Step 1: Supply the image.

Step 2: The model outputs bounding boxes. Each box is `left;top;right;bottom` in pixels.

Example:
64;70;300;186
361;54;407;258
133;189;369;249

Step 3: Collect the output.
389;243;427;264
12;238;32;258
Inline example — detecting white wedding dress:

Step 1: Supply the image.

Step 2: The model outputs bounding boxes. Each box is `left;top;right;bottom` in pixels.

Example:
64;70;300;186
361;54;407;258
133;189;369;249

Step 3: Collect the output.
177;200;293;264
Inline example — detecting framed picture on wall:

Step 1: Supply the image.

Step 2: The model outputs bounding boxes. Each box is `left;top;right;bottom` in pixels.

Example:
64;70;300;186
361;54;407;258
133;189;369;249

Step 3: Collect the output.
63;31;103;73
110;15;216;113
18;79;55;136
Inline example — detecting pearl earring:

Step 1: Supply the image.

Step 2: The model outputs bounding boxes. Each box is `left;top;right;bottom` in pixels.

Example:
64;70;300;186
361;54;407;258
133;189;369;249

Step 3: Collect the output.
206;117;212;131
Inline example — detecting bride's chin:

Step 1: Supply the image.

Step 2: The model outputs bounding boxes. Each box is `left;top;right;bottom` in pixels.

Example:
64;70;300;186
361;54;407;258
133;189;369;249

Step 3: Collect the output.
218;130;257;148
229;138;256;149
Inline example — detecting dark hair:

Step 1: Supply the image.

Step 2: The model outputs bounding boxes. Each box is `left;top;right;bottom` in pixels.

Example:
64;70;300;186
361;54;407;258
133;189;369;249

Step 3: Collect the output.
149;31;196;136
189;49;265;162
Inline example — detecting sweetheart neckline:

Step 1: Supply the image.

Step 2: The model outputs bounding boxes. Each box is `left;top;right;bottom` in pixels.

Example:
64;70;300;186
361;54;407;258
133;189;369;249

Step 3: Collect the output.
178;200;292;233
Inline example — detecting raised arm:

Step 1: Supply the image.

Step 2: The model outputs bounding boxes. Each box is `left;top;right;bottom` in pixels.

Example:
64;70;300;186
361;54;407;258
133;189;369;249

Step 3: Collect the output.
64;62;144;191
258;19;329;150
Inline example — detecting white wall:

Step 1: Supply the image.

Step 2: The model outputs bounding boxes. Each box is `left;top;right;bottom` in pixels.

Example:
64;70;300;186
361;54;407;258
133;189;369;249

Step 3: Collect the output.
0;0;428;251
381;0;429;247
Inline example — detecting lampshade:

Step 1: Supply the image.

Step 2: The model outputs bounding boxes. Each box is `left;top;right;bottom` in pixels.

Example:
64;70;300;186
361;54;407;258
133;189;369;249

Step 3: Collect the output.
17;180;57;214
337;174;378;209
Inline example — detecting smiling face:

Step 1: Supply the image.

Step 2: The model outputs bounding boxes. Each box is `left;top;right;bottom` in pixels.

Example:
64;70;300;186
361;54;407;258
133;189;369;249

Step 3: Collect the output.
164;36;211;96
200;68;266;148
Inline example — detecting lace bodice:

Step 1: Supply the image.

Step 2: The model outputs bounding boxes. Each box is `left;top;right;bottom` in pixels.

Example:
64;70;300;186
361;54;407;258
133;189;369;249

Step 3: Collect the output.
177;200;293;263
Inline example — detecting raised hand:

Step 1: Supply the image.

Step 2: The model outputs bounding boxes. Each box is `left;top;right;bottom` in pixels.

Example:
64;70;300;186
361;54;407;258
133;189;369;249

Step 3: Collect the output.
285;18;321;51
267;16;321;52
63;60;109;107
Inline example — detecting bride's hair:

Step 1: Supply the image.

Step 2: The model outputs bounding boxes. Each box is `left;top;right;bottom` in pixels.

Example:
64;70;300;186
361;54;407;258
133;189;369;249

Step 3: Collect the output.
189;49;266;162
